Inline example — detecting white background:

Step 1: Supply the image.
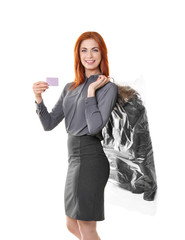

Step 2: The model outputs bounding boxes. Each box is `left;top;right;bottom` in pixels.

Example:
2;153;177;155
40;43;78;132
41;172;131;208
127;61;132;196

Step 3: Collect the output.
0;0;185;239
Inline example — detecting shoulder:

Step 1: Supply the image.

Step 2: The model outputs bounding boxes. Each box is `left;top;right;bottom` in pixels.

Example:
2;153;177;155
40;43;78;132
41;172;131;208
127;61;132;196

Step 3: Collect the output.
108;81;118;91
101;81;118;94
96;81;118;101
98;81;117;91
58;82;73;98
62;82;73;92
65;81;73;89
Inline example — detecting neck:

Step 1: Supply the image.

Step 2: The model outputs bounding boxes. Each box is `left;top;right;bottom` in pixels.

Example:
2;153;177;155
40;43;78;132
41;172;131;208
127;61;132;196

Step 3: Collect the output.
85;69;101;78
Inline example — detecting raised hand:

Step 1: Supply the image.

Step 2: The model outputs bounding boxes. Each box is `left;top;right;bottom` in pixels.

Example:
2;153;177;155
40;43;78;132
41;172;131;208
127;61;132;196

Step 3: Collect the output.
87;75;110;97
32;81;49;104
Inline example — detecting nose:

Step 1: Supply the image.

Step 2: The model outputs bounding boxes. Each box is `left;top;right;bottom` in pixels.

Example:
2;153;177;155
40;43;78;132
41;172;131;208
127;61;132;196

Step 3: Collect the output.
87;50;93;58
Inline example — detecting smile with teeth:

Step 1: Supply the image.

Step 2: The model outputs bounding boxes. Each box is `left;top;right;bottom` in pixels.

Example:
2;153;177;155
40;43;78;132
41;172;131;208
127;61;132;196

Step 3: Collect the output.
85;60;95;65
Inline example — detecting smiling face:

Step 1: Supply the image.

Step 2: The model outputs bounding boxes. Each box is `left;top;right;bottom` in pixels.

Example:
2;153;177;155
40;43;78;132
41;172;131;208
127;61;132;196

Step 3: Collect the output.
79;38;102;77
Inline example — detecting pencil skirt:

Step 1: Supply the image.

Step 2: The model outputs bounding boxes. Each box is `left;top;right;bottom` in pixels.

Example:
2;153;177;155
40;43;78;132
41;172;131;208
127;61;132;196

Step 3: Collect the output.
64;133;110;221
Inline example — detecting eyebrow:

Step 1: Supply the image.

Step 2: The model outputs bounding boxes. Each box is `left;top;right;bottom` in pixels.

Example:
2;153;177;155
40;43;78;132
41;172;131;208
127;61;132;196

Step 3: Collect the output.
81;47;100;50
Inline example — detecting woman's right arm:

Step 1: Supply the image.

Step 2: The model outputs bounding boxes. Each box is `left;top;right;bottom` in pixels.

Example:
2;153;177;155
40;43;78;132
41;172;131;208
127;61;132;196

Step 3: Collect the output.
32;81;69;131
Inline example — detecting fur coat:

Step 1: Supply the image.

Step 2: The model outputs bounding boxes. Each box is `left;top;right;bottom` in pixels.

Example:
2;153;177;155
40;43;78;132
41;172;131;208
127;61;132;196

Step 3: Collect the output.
99;84;157;201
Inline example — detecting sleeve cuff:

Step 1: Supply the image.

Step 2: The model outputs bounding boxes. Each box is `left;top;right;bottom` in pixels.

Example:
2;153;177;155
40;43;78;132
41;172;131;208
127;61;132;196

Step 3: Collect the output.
35;100;45;114
85;96;97;106
35;100;44;107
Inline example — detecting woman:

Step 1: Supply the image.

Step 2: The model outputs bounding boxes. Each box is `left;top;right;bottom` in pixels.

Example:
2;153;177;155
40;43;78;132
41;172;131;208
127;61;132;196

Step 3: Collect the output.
32;31;118;240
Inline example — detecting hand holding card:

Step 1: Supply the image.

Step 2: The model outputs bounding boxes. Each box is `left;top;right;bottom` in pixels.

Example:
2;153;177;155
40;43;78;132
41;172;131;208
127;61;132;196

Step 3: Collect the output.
46;77;59;86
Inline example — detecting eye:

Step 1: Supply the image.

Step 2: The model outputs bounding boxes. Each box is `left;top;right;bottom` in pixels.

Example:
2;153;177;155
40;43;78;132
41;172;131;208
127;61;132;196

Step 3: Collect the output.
93;49;99;52
81;49;87;52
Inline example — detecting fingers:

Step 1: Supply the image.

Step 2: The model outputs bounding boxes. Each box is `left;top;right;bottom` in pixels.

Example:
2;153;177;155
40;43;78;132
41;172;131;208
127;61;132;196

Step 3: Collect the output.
32;81;49;95
34;81;48;87
98;75;110;81
97;75;110;86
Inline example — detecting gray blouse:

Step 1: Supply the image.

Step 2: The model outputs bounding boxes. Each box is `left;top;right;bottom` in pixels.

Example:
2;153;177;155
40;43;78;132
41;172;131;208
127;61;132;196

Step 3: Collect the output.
35;73;118;137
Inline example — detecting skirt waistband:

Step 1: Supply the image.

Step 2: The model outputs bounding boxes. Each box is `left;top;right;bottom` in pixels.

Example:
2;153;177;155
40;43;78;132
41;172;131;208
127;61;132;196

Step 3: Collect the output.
67;132;103;141
68;133;98;140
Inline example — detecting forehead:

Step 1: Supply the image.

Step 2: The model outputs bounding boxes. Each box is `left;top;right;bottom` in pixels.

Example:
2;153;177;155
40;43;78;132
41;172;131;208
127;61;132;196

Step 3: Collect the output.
80;38;99;48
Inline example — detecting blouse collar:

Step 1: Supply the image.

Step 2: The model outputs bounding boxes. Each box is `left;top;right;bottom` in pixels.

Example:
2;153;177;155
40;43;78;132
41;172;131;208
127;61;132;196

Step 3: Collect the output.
84;72;101;79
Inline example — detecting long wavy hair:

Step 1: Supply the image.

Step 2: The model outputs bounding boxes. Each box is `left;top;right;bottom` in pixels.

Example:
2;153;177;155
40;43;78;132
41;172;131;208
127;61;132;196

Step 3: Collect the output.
68;31;109;91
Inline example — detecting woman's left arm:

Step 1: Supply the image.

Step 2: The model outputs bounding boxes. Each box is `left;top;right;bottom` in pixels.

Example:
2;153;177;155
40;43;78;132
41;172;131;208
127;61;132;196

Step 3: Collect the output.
85;83;118;135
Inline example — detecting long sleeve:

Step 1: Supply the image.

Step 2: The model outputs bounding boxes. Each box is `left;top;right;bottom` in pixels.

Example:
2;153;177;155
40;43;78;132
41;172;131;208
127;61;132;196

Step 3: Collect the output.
35;83;69;131
84;83;118;135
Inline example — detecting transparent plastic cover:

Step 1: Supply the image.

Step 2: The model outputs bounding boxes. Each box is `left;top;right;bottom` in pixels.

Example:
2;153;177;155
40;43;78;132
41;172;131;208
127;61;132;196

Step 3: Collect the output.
101;85;157;201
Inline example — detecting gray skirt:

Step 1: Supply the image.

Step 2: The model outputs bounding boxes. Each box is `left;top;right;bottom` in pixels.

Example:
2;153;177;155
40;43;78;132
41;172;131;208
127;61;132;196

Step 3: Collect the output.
64;133;110;221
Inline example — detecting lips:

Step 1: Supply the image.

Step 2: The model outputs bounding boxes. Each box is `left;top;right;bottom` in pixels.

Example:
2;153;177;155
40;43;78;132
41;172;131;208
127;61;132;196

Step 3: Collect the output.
85;60;95;64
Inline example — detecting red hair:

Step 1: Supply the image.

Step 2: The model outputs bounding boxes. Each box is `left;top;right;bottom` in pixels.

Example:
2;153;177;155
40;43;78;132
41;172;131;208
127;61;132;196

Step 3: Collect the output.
68;31;109;90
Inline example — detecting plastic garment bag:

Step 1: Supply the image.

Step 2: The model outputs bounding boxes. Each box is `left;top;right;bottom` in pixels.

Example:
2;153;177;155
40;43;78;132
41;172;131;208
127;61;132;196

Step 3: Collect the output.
101;84;157;201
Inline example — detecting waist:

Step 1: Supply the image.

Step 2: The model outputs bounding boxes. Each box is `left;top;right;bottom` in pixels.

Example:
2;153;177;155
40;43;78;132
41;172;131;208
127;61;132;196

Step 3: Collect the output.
67;132;102;153
68;132;98;139
67;132;103;141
